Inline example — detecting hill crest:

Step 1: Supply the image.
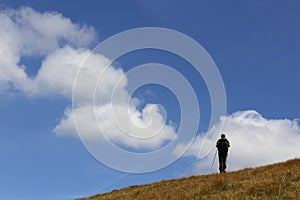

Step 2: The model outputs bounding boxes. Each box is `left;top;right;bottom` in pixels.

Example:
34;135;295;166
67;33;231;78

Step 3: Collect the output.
79;159;300;200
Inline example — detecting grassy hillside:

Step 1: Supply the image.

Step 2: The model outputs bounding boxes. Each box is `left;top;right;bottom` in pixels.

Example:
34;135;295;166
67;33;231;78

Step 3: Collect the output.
79;159;300;200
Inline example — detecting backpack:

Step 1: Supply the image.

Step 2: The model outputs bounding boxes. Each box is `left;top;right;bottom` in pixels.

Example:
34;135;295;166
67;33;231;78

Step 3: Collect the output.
217;139;229;151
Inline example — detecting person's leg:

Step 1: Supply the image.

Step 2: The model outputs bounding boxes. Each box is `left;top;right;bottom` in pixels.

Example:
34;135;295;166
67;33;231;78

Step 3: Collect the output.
223;153;227;172
219;153;226;173
222;153;227;172
218;153;223;173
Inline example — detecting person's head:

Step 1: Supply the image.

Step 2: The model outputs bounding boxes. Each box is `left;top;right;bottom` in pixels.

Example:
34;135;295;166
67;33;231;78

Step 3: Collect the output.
221;134;226;139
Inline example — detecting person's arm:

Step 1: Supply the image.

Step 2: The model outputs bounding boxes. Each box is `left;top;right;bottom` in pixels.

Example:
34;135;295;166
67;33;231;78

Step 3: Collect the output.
226;139;230;147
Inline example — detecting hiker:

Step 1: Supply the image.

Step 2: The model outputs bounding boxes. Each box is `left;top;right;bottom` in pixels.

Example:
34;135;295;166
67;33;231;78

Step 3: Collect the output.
216;134;230;173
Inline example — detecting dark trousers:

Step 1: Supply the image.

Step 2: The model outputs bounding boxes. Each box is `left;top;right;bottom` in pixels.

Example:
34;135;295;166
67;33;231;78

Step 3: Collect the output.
218;152;227;173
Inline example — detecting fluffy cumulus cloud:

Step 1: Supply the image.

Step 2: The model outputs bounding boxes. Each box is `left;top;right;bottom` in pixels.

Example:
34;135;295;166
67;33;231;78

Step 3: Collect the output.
0;7;176;150
0;6;96;95
177;110;300;175
55;104;176;149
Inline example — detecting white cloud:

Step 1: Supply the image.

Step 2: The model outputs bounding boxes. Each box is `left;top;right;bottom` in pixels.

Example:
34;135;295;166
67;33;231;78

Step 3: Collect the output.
0;7;176;150
47;48;176;150
0;7;96;94
54;103;176;149
32;46;123;100
5;7;96;56
177;110;300;175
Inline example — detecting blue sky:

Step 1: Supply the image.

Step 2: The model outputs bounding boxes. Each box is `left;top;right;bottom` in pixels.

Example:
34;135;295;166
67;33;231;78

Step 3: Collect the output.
0;1;300;200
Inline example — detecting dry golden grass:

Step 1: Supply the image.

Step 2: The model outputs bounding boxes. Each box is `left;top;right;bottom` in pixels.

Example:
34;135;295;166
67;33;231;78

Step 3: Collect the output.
79;159;300;200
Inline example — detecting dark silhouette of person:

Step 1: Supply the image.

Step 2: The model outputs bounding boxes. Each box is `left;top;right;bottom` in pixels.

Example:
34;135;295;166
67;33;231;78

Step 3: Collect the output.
216;134;230;173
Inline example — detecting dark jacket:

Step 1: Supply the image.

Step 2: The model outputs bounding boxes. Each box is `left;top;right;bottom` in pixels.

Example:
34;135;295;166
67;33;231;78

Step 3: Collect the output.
216;138;230;154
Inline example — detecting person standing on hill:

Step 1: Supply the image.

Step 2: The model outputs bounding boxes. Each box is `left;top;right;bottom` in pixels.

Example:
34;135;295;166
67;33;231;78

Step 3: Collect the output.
216;134;230;173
